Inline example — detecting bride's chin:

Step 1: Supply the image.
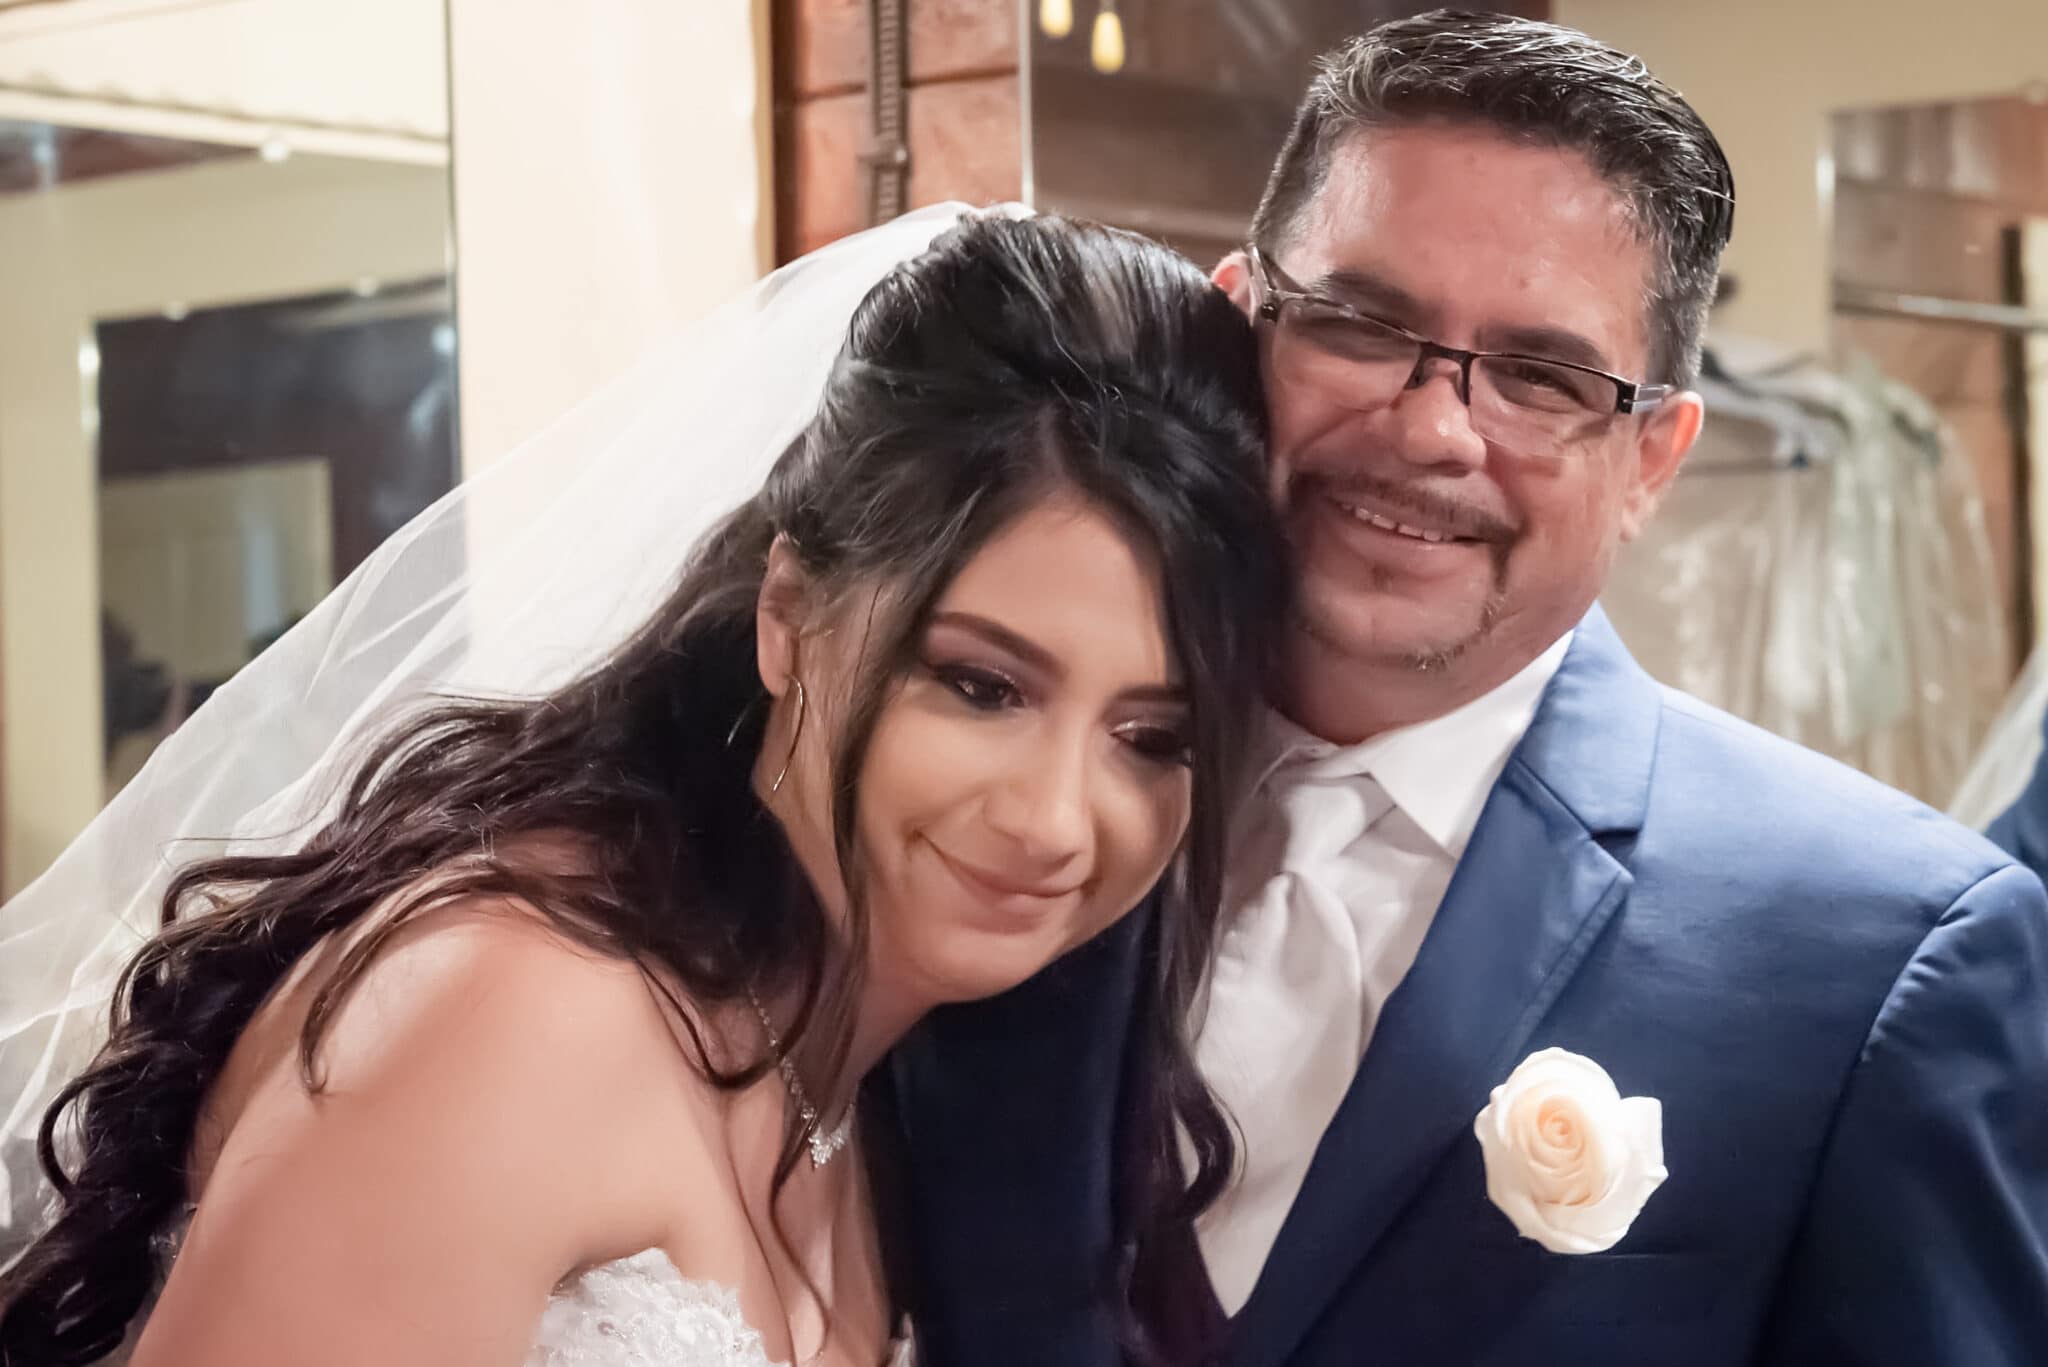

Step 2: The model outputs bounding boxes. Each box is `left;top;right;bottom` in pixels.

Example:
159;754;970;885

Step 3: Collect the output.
871;918;1069;1008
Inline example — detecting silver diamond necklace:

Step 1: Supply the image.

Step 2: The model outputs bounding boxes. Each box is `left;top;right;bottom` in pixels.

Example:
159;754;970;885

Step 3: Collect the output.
747;989;855;1169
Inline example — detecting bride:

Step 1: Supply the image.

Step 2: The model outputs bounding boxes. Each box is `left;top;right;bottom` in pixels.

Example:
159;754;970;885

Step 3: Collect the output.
0;208;1287;1366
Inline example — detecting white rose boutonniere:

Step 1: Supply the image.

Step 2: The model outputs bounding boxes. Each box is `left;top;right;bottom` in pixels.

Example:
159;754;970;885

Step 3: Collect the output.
1473;1047;1668;1255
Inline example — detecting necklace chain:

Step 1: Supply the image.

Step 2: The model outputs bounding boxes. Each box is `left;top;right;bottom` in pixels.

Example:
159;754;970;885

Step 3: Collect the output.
747;989;855;1169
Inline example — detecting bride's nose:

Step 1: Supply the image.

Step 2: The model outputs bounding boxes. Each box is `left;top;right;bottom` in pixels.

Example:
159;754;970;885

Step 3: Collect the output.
981;734;1093;866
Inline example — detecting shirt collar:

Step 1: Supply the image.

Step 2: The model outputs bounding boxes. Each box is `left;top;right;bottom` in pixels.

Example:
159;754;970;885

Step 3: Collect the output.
1256;631;1574;859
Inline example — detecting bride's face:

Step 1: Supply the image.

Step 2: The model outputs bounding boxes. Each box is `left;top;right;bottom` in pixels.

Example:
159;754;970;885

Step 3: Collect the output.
765;490;1195;1007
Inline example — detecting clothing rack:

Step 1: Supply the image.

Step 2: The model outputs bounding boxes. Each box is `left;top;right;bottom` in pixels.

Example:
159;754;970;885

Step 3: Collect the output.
1688;339;1947;477
1686;348;1824;476
1833;282;2048;335
1682;453;1816;477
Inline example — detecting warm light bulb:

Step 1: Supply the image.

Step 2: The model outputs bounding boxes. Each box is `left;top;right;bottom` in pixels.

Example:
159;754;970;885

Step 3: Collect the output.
1039;0;1073;39
1091;7;1125;73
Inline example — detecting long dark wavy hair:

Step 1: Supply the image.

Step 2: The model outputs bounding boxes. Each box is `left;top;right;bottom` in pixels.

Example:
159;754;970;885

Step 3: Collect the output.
0;213;1288;1365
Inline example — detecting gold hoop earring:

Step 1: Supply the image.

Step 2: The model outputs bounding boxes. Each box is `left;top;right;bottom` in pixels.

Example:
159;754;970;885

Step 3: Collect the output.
769;678;807;796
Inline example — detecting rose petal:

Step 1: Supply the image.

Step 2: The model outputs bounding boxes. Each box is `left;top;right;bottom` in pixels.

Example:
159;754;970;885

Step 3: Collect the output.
1511;1048;1626;1100
1622;1095;1667;1176
1520;1213;1620;1255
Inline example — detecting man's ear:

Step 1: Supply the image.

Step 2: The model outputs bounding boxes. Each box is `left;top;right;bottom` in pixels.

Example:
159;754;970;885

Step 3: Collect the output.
755;534;808;697
1214;251;1254;317
1620;391;1704;542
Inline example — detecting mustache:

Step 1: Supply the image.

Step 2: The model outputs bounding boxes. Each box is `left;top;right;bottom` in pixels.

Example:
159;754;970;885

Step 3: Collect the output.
1292;469;1520;544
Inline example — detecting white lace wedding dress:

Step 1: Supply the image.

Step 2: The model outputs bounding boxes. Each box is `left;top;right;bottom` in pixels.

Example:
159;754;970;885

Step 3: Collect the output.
140;1232;909;1367
527;1248;914;1367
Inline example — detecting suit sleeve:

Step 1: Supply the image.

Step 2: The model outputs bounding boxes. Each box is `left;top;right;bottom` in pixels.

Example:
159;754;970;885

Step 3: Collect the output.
1758;861;2048;1365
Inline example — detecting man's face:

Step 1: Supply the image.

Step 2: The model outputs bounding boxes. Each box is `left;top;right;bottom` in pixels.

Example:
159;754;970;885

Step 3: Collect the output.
1227;121;1701;713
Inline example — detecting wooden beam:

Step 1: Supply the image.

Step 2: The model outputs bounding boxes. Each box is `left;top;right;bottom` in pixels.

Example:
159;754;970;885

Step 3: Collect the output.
778;0;1015;100
781;73;1021;258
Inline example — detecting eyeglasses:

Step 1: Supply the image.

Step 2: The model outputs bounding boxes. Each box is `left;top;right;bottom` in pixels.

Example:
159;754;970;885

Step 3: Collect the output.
1246;247;1671;453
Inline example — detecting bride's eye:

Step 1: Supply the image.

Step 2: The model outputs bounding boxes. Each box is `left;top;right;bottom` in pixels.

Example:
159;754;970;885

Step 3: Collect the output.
1116;722;1194;768
931;663;1024;712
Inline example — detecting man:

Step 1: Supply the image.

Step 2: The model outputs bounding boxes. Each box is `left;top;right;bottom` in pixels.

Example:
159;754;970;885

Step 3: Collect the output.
887;12;2048;1365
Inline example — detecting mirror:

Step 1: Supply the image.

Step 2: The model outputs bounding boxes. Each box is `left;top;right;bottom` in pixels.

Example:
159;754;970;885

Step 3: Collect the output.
0;0;456;894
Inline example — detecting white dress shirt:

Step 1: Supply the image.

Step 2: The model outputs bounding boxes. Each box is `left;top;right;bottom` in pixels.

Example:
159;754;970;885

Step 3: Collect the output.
1191;633;1573;1314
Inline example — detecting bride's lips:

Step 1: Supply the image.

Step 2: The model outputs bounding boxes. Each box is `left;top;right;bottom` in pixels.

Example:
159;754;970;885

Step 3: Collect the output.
925;840;1079;917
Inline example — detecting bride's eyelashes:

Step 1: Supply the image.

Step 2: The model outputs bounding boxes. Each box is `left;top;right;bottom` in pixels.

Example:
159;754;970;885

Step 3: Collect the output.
921;659;1194;769
1112;721;1195;769
927;661;1024;712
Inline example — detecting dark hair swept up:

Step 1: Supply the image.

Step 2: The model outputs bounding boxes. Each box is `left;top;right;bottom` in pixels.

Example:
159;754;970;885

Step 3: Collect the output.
1251;9;1736;388
0;212;1289;1365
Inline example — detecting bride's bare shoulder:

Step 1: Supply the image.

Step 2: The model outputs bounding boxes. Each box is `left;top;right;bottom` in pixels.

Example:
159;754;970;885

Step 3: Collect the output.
192;884;734;1243
295;893;693;1085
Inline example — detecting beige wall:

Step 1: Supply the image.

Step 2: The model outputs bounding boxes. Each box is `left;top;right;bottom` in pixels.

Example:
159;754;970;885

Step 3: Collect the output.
1557;0;2048;352
0;154;449;895
447;0;774;470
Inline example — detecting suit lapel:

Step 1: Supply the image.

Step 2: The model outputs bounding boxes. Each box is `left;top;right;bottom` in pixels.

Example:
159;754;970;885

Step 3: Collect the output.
1228;609;1662;1367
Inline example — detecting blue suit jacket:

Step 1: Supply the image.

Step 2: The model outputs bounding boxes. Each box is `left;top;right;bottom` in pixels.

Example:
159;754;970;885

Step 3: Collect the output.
886;608;2048;1366
1989;713;2048;884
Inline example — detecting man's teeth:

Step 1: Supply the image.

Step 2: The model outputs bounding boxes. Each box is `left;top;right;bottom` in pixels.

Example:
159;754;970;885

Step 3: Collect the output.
1342;502;1453;543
